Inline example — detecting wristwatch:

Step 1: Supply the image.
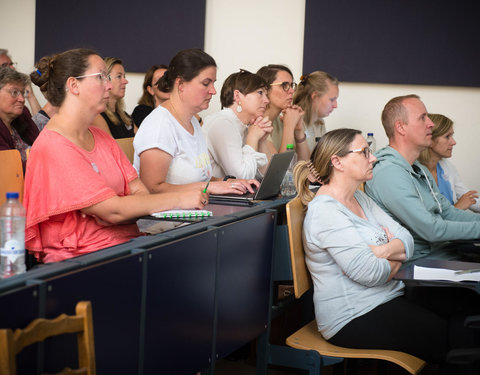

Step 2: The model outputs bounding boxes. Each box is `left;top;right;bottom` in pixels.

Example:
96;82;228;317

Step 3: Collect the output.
223;175;236;181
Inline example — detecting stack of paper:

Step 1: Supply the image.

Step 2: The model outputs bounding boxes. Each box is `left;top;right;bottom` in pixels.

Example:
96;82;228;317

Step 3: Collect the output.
414;265;480;282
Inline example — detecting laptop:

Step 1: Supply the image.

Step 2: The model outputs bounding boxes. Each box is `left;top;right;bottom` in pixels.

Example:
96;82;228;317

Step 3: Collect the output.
209;150;295;203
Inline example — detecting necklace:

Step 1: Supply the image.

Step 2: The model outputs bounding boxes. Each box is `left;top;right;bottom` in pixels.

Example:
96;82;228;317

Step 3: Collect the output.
169;100;193;133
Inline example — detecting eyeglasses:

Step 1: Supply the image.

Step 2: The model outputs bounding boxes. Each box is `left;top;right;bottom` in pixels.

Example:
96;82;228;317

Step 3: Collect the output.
1;88;26;99
347;146;372;159
270;81;297;91
74;72;111;83
1;62;17;68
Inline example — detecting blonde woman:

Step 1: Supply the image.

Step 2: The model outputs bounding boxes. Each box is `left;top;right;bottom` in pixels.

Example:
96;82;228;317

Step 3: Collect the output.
292;71;339;152
92;57;135;138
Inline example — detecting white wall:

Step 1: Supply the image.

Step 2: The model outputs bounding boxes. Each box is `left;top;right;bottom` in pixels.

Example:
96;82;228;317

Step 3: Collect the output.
1;0;479;188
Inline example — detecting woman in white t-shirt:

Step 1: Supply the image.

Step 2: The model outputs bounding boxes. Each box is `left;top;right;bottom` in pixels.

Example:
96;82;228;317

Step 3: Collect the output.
202;70;273;180
133;49;258;195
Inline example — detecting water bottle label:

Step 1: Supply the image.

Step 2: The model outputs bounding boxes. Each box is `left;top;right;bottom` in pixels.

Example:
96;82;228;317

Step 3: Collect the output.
1;240;24;263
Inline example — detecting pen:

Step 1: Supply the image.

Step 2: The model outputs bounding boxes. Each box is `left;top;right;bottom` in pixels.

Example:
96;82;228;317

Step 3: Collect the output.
454;268;480;275
203;179;211;193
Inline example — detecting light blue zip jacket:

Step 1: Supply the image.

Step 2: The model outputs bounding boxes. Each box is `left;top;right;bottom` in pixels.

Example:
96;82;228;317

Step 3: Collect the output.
365;146;480;260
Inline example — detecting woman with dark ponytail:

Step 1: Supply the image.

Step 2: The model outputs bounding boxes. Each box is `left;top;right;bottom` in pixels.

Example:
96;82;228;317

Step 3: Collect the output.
133;48;258;195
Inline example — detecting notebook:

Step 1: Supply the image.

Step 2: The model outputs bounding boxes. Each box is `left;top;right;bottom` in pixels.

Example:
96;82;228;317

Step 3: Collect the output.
209;150;295;203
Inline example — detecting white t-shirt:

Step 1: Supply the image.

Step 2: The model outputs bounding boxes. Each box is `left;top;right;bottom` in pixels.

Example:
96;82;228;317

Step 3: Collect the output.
202;108;267;179
133;106;212;184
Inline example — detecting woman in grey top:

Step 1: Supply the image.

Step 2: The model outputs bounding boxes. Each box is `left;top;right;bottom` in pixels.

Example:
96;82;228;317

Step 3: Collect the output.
294;128;480;371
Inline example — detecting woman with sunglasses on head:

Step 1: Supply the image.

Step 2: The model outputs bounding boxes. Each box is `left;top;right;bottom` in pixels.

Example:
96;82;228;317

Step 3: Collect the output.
132;64;169;127
202;70;273;180
418;113;479;212
293;71;339;153
23;48;207;263
133;49;258;195
0;67;39;169
294;128;480;373
92;57;136;139
256;64;310;161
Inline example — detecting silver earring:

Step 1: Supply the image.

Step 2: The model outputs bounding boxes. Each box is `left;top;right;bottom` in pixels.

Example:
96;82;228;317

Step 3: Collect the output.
236;102;242;113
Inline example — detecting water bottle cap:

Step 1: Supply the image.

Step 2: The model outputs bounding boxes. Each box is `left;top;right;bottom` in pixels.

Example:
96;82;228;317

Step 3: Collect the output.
6;192;19;199
286;144;294;150
367;133;374;136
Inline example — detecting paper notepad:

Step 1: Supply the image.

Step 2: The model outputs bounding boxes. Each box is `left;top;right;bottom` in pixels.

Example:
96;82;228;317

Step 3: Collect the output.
413;265;480;282
151;210;213;220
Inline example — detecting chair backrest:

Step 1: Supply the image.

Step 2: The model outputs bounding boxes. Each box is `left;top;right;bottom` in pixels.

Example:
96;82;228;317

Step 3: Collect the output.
0;149;24;206
286;196;312;299
115;137;134;163
0;301;96;375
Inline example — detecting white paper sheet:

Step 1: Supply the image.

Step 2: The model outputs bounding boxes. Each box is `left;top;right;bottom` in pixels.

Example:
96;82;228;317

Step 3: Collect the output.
413;265;480;282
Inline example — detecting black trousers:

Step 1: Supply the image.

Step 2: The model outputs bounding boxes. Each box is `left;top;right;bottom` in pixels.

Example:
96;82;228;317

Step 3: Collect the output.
328;287;480;371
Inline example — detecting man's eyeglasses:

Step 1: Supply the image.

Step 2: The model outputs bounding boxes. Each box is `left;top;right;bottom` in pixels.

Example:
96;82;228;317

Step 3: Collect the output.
1;62;17;68
2;88;26;99
74;72;111;83
270;81;297;92
347;146;372;159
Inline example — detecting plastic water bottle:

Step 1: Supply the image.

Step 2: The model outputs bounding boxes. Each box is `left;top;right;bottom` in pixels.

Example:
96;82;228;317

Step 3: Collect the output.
281;144;297;197
367;133;376;153
0;192;26;278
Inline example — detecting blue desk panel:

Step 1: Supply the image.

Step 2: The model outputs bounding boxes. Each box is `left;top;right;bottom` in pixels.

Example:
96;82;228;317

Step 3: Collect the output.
215;212;275;359
143;230;218;375
42;254;144;375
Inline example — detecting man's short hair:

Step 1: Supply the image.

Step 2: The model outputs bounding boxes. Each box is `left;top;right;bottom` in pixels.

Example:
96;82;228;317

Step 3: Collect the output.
381;94;420;139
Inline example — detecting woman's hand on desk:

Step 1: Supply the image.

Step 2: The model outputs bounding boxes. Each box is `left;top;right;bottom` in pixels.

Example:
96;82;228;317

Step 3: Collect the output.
455;190;479;210
207;179;259;195
176;190;209;210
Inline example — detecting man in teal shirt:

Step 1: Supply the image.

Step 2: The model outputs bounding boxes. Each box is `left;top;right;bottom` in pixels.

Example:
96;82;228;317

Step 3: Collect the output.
365;94;480;260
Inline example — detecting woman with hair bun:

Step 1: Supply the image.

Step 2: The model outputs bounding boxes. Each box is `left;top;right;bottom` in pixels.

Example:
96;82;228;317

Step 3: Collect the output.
29;56;59;131
293;71;339;152
92;57;135;138
133;48;258;195
202;69;273;179
24;48;207;263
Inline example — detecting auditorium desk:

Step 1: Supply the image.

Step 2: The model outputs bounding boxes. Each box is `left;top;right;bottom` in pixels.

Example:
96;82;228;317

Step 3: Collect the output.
0;198;289;375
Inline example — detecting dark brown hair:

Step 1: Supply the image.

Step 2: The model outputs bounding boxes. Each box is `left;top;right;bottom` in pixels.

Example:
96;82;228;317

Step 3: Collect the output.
220;70;268;109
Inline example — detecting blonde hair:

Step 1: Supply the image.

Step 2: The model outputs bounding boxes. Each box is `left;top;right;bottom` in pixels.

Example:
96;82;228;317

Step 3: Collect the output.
103;57;132;127
293;71;338;126
418;113;454;164
294;128;361;206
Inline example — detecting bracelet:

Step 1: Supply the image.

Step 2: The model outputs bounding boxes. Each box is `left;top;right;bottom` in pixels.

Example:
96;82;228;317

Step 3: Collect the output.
295;133;307;143
223;175;236;181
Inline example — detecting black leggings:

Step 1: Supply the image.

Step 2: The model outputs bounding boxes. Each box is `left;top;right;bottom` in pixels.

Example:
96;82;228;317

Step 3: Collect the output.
328;287;480;366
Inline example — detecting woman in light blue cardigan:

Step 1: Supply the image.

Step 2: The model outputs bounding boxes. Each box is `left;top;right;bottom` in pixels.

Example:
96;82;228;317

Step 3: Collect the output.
293;128;480;370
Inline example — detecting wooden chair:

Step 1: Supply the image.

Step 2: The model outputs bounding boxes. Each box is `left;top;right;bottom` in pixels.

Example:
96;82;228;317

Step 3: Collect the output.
0;301;96;375
0;149;24;205
284;197;426;374
115;137;134;163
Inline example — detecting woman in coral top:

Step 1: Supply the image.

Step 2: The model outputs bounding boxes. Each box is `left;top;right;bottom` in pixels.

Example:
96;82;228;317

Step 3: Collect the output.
24;48;207;263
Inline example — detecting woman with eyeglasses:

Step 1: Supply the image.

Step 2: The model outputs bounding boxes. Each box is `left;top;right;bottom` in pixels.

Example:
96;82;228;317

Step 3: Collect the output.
202;70;273;179
418;113;479;212
294;128;480;372
133;48;258;196
256;64;310;161
132;64;169;127
293;71;339;153
23;48;207;263
92;57;136;139
0;67;39;167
